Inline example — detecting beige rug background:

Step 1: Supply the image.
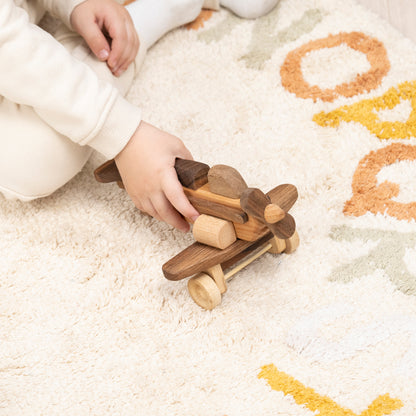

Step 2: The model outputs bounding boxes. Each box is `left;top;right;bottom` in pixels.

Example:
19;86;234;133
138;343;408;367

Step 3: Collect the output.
2;0;416;414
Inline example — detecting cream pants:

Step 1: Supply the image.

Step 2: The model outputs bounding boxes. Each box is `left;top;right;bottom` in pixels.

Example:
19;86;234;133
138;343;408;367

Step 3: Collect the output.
0;25;145;201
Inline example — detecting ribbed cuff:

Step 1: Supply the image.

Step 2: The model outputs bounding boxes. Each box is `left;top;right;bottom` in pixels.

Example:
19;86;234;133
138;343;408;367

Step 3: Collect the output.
85;95;142;159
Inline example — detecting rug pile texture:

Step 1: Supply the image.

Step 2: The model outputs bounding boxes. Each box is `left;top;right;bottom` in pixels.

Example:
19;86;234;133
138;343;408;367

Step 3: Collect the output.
2;0;416;414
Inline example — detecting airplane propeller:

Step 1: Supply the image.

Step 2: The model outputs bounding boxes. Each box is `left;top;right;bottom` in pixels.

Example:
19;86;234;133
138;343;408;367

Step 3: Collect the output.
208;165;297;240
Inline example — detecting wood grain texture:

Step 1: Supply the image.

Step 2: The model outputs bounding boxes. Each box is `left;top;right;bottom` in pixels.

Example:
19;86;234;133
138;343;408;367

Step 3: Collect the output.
184;183;241;209
220;232;274;272
264;204;285;223
233;217;268;242
184;184;268;241
187;273;222;310
163;230;273;281
240;188;296;239
174;159;210;190
206;264;227;294
192;215;237;249
186;194;248;224
270;213;296;239
208;164;248;198
240;188;271;219
283;230;300;254
268;236;286;254
266;184;298;212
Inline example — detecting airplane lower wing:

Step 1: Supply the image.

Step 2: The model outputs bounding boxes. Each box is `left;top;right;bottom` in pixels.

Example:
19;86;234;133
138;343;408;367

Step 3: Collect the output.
163;230;273;281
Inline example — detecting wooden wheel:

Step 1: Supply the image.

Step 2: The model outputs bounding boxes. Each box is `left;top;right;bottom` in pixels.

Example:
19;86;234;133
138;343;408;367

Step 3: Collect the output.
188;273;222;310
268;236;286;254
284;230;299;253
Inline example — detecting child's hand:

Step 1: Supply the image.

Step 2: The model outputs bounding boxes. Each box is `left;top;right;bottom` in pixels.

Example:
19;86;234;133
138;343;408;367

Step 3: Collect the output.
114;122;200;232
70;0;139;77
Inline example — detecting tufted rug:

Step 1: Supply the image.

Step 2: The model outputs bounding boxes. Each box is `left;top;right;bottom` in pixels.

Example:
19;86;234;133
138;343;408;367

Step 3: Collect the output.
2;0;416;414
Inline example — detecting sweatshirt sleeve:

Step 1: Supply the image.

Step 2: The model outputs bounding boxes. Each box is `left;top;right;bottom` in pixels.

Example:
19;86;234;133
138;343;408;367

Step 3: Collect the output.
0;0;141;158
36;0;84;29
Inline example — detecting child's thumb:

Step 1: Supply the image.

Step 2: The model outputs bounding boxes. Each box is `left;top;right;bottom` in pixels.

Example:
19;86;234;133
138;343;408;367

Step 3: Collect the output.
79;24;110;61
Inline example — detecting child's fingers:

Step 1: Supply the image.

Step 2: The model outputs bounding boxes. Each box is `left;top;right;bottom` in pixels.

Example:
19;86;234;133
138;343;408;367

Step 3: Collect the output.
113;28;140;76
151;193;191;233
108;26;138;75
106;17;130;70
77;21;111;61
162;168;200;222
107;26;126;70
105;14;139;76
140;199;163;223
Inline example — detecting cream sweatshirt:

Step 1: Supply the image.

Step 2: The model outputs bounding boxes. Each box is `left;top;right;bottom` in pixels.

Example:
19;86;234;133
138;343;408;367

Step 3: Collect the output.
1;0;142;158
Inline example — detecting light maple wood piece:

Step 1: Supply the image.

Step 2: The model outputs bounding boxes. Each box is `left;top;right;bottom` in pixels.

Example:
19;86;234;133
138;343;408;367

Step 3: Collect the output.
188;273;222;310
223;242;272;281
284;230;300;254
188;242;273;310
184;184;267;241
192;214;237;249
264;204;285;224
208;164;248;199
268;237;286;254
206;264;227;294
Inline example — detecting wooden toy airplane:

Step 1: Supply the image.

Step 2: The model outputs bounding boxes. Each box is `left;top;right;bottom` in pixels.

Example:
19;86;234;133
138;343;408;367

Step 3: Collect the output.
94;158;299;310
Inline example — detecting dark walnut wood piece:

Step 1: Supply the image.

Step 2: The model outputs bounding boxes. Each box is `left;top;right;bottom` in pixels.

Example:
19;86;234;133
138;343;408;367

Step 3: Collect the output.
240;188;271;220
174;159;209;190
186;194;248;224
208;164;248;198
94;159;122;183
266;184;298;212
163;230;273;281
240;187;296;239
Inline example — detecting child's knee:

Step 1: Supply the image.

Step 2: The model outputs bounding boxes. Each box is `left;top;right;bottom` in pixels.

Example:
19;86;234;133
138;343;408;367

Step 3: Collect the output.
0;102;93;201
0;146;92;201
170;0;205;23
222;0;280;19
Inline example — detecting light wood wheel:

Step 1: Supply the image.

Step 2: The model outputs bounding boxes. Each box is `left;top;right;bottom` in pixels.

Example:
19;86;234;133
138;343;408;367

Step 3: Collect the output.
188;273;222;310
284;230;300;254
268;236;286;254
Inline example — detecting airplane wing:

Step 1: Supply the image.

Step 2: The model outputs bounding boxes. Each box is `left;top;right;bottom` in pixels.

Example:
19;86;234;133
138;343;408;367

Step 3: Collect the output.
163;231;272;281
267;184;298;212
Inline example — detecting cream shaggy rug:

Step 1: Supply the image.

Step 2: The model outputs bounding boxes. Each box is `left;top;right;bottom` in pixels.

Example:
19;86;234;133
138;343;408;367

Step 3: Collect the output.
2;0;416;414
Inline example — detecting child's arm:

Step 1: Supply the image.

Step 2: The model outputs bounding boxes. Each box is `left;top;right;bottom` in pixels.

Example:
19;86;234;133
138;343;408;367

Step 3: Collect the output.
0;0;138;156
0;0;197;230
115;122;200;232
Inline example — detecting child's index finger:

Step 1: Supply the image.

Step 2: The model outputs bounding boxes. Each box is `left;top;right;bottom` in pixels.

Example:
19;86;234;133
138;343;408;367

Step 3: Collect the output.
162;168;200;223
106;20;128;70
